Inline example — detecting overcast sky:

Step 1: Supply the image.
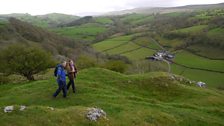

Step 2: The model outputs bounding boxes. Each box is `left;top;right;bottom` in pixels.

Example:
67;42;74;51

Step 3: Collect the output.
0;0;224;16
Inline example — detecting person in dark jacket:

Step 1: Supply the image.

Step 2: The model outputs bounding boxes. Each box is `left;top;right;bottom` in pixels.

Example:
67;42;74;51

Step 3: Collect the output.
53;61;67;98
66;59;78;93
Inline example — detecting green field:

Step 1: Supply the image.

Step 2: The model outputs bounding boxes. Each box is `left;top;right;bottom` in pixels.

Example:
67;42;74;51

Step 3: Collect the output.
172;64;224;88
93;35;134;51
154;35;184;50
0;19;8;28
195;9;224;20
174;51;224;72
93;34;158;60
52;23;107;41
95;17;113;24
122;48;155;61
105;42;140;55
187;45;224;59
174;25;208;33
133;36;161;50
121;14;154;25
207;28;224;39
93;34;224;88
0;68;224;126
3;13;79;28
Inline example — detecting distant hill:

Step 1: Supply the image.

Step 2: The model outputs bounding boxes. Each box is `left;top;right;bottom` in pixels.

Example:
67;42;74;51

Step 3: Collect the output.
0;18;85;60
104;3;224;15
0;13;79;28
61;16;94;27
52;16;113;42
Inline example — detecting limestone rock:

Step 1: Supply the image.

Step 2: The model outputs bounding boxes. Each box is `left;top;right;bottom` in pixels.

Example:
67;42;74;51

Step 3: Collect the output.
47;106;54;111
4;106;14;113
20;105;26;111
86;107;107;121
196;81;206;88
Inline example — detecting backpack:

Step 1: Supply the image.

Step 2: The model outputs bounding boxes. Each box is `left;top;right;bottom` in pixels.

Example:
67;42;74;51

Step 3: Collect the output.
54;65;60;77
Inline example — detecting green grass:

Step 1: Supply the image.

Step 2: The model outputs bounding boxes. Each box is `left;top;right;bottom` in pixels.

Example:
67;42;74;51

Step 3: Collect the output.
174;51;224;72
187;44;224;59
93;34;157;60
195;9;224;20
131;16;154;25
163;12;183;17
105;42;140;55
0;68;224;126
122;48;156;61
133;36;161;50
207;28;224;39
10;13;79;28
93;35;134;51
121;14;154;25
121;14;146;22
93;33;223;89
155;35;184;50
172;64;224;88
95;17;113;24
0;19;8;28
52;23;107;41
16;15;49;27
174;25;208;33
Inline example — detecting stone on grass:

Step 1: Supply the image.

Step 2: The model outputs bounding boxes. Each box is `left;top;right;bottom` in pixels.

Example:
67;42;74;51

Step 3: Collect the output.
4;106;14;113
196;81;206;88
86;107;107;121
47;106;54;111
20;105;26;111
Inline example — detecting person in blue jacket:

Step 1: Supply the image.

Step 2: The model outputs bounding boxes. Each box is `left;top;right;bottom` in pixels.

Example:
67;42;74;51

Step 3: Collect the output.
53;61;67;98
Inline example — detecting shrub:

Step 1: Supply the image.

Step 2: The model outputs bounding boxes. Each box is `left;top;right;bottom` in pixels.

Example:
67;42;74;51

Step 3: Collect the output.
0;44;54;81
103;60;127;73
127;60;151;74
106;54;131;64
76;55;97;69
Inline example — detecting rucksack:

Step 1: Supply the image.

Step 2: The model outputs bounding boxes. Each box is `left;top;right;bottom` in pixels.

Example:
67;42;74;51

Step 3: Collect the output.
54;65;60;77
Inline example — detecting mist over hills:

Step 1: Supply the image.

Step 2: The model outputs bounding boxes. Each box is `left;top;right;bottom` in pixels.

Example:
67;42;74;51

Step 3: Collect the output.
0;13;79;28
104;2;224;15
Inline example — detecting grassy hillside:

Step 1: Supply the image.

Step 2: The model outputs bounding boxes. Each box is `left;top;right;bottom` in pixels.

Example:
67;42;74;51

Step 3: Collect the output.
93;35;134;51
105;3;224;15
120;14;154;25
0;18;86;60
172;64;224;88
93;34;157;59
174;51;224;72
52;23;108;41
0;68;224;126
0;13;79;28
174;25;208;33
51;16;114;41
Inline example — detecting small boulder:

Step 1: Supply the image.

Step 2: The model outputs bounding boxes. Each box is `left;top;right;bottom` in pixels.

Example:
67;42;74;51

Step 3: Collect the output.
47;106;54;111
20;105;26;111
196;81;206;88
86;108;107;121
4;106;14;113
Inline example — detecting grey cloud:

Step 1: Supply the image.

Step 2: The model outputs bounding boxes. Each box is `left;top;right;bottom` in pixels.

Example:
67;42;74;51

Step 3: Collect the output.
126;0;177;8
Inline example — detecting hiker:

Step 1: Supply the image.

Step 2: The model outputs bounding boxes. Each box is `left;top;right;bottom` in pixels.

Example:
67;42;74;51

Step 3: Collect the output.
66;59;78;93
53;61;67;98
